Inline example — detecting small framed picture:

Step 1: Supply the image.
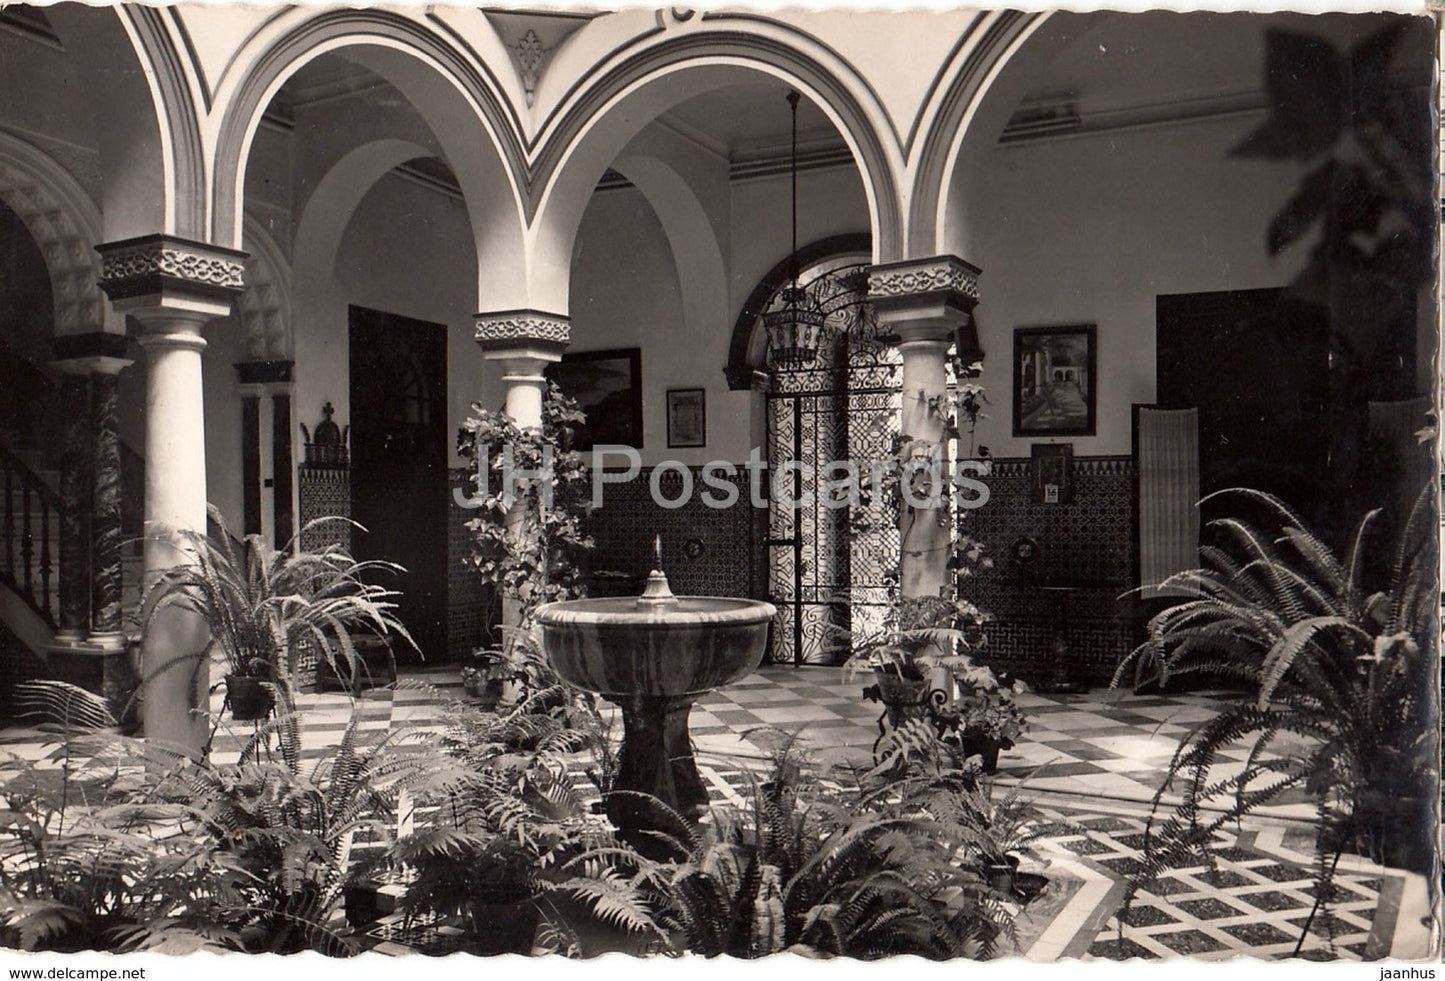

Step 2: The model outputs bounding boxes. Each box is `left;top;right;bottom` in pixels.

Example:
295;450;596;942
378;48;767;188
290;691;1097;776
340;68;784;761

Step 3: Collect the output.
1013;324;1097;437
1030;442;1073;505
666;388;706;448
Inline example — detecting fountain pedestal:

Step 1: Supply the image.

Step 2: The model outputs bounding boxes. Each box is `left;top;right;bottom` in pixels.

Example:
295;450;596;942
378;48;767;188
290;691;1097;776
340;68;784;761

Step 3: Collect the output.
535;566;774;845
610;694;710;830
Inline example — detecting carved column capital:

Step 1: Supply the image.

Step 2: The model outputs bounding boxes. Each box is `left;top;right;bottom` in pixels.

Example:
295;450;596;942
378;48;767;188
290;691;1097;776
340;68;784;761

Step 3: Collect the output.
867;255;981;344
474;309;570;362
96;234;247;317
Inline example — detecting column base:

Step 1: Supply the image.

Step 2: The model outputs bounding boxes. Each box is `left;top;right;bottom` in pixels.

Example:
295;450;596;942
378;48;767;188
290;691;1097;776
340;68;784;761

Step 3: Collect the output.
42;639;140;728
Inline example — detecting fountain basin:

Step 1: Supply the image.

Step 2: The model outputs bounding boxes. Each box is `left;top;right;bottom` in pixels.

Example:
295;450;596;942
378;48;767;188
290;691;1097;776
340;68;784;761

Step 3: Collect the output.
535;596;776;699
535;584;774;846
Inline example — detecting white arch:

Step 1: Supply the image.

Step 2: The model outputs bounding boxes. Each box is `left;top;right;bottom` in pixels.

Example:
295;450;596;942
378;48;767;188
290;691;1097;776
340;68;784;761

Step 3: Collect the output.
210;12;529;311
531;46;901;317
45;5;191;241
609;152;727;345
0;131;116;337
921;11;1107;260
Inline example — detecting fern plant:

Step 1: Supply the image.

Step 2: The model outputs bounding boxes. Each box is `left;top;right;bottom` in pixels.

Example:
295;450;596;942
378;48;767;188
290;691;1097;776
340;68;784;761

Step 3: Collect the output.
140;687;478;955
136;507;415;755
553;737;1015;959
1112;485;1438;918
0;682;240;953
377;684;617;954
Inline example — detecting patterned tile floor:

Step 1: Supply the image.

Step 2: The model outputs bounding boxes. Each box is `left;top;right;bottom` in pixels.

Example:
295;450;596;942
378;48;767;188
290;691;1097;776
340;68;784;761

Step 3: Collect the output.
0;663;1434;960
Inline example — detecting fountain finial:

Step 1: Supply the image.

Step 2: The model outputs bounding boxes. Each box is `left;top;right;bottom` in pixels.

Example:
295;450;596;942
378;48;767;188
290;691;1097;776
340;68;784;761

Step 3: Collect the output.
638;534;677;607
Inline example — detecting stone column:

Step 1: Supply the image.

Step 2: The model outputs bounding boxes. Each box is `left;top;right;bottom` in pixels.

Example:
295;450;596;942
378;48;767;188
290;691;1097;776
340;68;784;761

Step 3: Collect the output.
47;334;134;714
867;256;981;600
52;371;93;642
97;235;247;756
88;366;126;645
474;311;570;624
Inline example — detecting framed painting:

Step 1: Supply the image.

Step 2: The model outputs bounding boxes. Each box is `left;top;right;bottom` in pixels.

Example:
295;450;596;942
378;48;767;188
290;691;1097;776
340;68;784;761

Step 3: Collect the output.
666;388;706;448
546;348;643;450
1013;325;1097;437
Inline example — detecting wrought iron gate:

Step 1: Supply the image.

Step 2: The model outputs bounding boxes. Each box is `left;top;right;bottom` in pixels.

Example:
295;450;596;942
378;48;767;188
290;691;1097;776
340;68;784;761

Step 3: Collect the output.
765;263;902;666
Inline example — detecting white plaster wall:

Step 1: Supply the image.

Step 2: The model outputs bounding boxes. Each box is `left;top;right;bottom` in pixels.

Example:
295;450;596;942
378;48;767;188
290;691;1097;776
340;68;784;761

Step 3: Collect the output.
326;171;488;469
568;185;691;466
968;112;1311;459
568;161;872;469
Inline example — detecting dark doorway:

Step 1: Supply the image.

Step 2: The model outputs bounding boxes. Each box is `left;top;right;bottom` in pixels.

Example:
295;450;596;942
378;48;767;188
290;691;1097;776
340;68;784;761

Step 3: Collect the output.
1156;288;1330;532
349;306;448;663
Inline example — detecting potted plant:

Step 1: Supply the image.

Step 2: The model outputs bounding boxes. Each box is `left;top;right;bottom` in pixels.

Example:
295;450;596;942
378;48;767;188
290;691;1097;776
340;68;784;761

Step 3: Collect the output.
1112;484;1438;893
136;508;416;748
843;592;1000;740
458;646;516;709
953;665;1029;773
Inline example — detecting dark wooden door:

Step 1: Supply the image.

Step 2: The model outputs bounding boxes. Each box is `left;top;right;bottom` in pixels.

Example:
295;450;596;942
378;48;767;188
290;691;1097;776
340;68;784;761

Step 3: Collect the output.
1156;288;1330;530
349;306;448;664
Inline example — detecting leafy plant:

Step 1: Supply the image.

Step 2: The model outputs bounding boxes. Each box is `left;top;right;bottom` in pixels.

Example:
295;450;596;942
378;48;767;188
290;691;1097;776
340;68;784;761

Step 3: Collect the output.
554;737;1014;959
1232;22;1435;373
380;685;616;953
144;687;478;955
457;382;594;612
0;682;238;954
1112;485;1438;941
135;507;414;751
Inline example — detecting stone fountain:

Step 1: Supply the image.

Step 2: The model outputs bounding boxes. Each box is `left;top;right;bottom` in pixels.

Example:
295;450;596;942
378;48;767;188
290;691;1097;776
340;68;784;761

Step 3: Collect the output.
535;539;775;840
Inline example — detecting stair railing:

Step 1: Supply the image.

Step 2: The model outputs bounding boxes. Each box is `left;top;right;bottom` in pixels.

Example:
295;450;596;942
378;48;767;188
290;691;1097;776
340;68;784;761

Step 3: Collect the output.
1;445;60;628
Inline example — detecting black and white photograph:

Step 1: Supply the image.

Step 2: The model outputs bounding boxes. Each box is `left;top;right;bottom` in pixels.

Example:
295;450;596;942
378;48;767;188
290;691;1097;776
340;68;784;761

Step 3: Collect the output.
0;0;1437;971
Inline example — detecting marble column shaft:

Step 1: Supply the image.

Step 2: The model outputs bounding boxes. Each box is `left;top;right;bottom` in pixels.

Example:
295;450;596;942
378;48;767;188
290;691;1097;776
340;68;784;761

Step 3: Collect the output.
90;370;124;640
55;373;93;639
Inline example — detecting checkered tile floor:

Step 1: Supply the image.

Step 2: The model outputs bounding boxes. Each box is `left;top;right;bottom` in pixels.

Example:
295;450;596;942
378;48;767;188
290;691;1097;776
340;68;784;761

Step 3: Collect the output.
0;663;1434;960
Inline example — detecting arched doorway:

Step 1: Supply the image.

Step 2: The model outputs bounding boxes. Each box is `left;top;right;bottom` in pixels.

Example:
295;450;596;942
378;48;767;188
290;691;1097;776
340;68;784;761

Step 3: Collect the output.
762;257;903;666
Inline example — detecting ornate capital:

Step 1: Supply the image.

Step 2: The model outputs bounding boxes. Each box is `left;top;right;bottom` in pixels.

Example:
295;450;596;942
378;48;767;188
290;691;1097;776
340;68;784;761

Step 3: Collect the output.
474;310;570;356
96;234;247;309
867;255;980;343
867;255;980;305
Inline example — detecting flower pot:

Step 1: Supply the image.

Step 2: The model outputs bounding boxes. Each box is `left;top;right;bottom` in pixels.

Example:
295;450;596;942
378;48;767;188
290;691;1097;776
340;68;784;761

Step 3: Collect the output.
1353;789;1435;874
468;899;540;955
225;674;274;721
962;731;1001;773
986;856;1019;895
872;669;930;729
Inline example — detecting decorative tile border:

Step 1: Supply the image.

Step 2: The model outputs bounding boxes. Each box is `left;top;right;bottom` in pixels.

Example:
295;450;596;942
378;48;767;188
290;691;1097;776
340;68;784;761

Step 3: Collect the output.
963;454;1136;685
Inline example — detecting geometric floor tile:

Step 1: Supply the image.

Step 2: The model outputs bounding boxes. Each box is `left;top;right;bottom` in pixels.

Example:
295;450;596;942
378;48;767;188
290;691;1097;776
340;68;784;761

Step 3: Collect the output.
0;662;1434;961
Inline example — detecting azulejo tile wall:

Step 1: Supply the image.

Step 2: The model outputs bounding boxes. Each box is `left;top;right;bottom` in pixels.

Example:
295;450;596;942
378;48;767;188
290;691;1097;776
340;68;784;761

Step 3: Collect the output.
585;468;757;599
961;455;1137;686
297;465;351;553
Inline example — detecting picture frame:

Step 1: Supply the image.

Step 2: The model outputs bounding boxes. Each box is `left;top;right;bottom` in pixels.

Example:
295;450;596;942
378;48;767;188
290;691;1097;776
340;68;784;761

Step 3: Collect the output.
666;388;706;448
1013;324;1097;437
1030;442;1074;505
545;347;642;450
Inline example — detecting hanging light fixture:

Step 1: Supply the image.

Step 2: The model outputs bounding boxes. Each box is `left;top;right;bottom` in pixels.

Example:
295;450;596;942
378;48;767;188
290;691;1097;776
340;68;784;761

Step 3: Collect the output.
764;89;829;368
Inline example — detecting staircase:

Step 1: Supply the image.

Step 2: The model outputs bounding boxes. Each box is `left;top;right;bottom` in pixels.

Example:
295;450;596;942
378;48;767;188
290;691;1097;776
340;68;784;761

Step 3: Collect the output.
1;445;60;630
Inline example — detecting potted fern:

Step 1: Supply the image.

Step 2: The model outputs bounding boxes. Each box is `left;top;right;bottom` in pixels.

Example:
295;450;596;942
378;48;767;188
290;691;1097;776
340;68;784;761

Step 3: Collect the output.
137;508;416;729
1113;485;1439;879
